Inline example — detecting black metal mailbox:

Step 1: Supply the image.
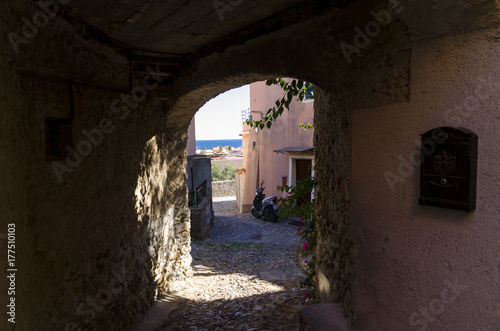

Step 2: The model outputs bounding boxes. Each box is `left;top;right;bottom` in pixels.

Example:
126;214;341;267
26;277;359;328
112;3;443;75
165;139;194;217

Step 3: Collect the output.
418;127;477;212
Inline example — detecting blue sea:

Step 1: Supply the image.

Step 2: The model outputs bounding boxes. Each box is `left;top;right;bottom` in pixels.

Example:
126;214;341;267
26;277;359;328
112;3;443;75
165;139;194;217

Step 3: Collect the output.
196;139;242;150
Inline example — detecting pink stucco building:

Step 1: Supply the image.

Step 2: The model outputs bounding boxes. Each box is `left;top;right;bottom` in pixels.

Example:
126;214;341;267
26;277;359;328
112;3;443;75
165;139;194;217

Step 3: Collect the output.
186;117;196;156
238;80;315;213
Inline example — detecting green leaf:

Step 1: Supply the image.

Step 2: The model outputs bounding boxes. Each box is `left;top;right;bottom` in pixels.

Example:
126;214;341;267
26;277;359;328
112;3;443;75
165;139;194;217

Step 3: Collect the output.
266;78;278;86
260;77;312;132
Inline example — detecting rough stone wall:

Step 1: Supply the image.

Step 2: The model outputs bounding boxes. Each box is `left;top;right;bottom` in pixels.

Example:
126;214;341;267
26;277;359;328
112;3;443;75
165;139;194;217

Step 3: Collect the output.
136;133;192;295
212;180;236;198
313;88;353;315
0;2;192;329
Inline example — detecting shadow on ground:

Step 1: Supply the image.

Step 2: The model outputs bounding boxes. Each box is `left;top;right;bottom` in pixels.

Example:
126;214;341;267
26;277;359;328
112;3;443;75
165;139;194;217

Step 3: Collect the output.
130;197;314;331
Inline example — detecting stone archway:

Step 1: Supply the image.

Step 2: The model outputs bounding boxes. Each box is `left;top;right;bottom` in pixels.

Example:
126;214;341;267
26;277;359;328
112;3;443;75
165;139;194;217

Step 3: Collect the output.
0;3;413;326
158;10;412;319
164;78;357;320
3;0;500;329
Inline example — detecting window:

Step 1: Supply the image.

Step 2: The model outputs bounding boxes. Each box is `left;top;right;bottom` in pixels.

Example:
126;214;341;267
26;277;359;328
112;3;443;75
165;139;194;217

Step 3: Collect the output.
305;84;314;100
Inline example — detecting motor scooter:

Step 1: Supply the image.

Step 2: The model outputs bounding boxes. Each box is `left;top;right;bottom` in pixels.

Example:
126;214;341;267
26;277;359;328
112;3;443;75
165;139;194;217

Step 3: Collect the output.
251;180;279;222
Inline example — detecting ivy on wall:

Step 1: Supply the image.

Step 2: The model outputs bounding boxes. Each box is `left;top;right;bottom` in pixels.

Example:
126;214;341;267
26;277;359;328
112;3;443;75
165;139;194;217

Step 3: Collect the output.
246;78;314;129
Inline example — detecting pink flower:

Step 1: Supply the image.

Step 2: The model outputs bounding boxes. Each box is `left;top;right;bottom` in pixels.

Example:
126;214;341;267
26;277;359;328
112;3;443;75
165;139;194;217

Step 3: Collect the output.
307;239;310;243
304;292;309;297
304;260;308;264
303;243;309;250
300;218;304;222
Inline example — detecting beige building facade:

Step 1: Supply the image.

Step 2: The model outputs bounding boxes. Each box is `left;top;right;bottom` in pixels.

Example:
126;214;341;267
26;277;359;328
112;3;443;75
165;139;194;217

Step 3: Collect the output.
240;80;315;213
186;117;197;156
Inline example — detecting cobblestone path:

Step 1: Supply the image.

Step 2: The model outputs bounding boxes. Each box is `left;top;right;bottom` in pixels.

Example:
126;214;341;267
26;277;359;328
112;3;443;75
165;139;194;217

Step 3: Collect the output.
131;197;313;331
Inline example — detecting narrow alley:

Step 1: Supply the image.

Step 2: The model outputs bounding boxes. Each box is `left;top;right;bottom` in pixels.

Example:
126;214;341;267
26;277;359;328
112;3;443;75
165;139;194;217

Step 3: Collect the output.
131;197;314;331
4;2;500;329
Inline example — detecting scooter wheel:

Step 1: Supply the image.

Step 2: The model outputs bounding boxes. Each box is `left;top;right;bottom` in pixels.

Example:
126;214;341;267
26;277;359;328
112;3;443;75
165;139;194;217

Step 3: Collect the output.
251;208;260;218
263;206;278;222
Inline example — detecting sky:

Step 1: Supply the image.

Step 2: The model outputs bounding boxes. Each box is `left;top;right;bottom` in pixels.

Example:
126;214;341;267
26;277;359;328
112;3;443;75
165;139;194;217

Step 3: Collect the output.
194;85;250;140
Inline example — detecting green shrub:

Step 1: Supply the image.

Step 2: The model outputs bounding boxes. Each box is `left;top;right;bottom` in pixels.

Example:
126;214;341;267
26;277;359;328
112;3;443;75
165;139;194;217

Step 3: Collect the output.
211;164;236;181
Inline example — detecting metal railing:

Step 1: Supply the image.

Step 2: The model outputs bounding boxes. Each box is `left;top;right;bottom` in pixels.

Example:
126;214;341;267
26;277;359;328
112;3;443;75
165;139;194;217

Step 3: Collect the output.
241;107;251;122
188;180;207;207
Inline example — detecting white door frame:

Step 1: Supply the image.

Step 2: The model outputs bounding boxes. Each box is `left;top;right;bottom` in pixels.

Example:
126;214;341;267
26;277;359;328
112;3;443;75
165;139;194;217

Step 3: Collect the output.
288;154;315;200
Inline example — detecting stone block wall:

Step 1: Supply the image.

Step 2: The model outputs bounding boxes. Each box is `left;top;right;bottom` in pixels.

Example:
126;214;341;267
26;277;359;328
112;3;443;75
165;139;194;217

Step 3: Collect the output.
212;180;236;197
190;197;214;240
187;155;213;198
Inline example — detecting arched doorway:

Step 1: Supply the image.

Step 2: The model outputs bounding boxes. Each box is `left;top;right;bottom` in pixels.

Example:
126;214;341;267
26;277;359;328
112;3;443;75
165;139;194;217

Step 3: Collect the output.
8;1;499;329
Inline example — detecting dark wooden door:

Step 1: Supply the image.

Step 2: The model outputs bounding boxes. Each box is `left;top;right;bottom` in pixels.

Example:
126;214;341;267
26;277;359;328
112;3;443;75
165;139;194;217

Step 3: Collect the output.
295;159;312;205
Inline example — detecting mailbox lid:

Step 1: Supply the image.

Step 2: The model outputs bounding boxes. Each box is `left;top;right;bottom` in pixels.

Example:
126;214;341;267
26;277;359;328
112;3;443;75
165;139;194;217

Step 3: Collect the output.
420;175;468;201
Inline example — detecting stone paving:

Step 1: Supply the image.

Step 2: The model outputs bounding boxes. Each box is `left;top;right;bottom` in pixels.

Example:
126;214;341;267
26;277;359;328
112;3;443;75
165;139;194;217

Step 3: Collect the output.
131;197;314;331
204;197;301;250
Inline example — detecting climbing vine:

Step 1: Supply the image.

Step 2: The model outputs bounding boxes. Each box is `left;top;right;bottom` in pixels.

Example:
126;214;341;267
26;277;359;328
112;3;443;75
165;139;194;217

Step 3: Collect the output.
246;78;314;129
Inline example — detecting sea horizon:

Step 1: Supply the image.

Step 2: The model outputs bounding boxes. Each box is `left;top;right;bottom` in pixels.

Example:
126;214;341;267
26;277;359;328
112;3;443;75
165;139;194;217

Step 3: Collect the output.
196;138;242;150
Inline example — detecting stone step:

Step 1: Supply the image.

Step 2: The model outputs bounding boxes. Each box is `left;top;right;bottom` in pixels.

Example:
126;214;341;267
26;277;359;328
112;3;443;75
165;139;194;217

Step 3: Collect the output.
299;303;350;331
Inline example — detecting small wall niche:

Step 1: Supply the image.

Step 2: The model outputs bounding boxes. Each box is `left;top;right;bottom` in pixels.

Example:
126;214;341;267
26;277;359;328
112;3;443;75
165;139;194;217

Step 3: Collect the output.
45;118;73;161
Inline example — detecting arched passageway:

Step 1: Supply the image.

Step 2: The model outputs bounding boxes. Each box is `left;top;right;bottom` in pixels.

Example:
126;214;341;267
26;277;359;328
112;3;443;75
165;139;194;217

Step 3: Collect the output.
134;78;320;330
1;1;500;330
